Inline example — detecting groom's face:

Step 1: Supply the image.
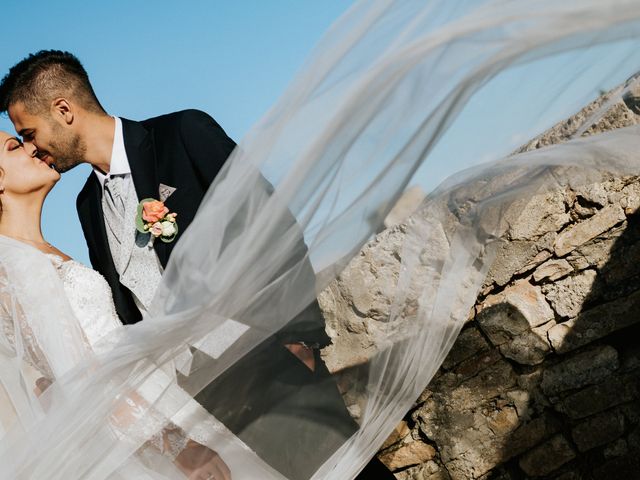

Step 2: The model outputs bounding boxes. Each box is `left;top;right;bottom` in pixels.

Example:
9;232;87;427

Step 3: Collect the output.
8;101;86;173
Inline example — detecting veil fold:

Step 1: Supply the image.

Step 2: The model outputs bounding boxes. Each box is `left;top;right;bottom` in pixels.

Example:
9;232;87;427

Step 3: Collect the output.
2;1;640;478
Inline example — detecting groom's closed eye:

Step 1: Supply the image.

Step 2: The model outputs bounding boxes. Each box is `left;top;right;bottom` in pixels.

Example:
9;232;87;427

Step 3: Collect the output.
20;131;34;142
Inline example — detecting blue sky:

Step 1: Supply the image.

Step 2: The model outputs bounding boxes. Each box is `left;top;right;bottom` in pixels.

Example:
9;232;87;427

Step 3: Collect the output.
0;1;352;263
1;1;639;264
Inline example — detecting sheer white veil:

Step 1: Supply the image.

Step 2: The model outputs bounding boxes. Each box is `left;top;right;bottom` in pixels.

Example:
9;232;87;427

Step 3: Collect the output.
2;1;640;478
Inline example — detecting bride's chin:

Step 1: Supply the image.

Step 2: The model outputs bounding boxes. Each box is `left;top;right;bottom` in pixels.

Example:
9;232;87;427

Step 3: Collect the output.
47;168;61;182
42;175;60;192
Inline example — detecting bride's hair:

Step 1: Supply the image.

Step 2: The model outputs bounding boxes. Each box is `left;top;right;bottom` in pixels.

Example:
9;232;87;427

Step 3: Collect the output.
0;50;105;116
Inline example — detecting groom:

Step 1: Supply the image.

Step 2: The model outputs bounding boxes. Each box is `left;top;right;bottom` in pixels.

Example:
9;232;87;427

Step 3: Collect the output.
0;51;393;479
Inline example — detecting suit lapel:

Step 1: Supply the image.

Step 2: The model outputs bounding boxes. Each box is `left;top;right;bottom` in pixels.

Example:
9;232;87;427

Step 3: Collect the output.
121;118;170;267
77;175;111;268
121;118;158;201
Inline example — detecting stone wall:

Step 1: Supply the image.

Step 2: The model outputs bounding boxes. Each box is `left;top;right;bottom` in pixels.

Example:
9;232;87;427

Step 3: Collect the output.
320;76;640;479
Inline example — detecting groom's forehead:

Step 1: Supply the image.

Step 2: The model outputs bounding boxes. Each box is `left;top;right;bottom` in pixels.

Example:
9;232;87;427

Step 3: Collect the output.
7;102;36;134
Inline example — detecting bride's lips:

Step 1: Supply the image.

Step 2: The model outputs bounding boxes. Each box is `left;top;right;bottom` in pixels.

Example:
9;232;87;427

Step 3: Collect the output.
38;153;55;168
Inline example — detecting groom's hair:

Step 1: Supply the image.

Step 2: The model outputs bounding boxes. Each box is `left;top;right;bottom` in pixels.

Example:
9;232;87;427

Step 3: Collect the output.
0;50;105;115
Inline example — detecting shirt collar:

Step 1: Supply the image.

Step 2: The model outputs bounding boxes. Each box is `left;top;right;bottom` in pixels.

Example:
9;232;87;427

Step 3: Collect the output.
93;117;131;189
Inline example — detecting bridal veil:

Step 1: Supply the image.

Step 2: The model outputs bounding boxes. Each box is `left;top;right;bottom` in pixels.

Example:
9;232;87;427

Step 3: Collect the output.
2;0;640;478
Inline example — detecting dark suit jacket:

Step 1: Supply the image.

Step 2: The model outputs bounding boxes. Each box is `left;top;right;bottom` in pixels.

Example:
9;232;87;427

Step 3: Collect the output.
76;109;329;346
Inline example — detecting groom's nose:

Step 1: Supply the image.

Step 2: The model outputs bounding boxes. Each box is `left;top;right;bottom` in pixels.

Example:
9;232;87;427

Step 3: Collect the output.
24;142;38;157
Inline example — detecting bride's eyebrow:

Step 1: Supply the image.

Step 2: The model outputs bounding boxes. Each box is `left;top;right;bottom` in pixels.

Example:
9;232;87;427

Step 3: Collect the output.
2;137;19;147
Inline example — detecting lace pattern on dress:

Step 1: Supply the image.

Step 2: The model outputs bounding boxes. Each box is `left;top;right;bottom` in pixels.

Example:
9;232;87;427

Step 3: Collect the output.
47;255;116;349
45;255;191;462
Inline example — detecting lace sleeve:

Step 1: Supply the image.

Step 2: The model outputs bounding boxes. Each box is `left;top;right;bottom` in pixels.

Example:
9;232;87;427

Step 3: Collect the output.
107;370;192;463
140;423;190;461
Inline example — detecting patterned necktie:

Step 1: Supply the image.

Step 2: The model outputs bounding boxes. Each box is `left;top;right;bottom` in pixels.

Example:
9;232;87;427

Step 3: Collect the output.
102;175;126;245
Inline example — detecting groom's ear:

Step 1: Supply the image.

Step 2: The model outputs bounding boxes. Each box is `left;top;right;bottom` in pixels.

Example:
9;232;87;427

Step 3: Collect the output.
50;98;74;126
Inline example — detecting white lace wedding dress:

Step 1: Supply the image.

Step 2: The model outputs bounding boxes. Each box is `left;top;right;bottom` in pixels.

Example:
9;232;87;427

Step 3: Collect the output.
0;238;283;479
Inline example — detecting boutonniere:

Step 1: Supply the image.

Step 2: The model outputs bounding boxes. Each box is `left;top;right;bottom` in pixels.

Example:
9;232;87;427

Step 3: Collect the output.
136;199;178;243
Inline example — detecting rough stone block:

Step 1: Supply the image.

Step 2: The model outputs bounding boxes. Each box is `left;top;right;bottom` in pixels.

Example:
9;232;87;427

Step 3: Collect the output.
541;346;619;396
554;205;626;257
498;321;554;366
395;461;451;480
378;439;437;471
533;259;573;283
442;327;491;370
450;360;517;408
379;420;411;450
542;269;597;319
507;191;570;241
548;289;640;353
555;374;640;419
452;349;503;382
504;414;561;459
487;240;542;287
478;281;554;347
518;434;576;477
571;410;625;452
516;250;553;276
566;233;617;271
575;182;609;208
443;405;520;479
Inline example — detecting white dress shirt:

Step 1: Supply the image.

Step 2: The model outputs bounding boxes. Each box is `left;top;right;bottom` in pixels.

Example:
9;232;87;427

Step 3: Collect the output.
93;117;131;187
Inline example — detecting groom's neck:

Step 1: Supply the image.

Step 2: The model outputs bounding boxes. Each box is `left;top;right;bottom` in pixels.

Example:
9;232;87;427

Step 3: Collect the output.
81;114;116;175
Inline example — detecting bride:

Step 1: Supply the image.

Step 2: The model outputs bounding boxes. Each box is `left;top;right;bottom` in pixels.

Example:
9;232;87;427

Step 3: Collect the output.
0;131;243;479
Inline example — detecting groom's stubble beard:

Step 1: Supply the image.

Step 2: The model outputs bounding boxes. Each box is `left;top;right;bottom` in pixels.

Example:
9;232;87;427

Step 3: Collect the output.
47;119;87;173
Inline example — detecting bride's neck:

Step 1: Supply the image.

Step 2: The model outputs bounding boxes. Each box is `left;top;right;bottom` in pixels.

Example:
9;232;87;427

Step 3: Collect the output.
0;194;46;242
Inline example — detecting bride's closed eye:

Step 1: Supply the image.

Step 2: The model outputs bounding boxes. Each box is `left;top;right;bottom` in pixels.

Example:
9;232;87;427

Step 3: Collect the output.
4;138;23;151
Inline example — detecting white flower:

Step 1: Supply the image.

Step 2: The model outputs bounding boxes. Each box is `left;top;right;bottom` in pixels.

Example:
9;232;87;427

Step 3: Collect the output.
161;221;177;237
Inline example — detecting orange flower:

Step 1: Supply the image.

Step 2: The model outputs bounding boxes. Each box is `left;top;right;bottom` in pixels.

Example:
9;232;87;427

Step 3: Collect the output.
142;200;169;223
